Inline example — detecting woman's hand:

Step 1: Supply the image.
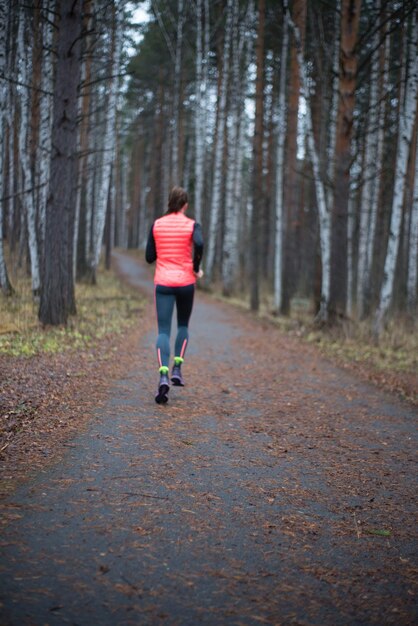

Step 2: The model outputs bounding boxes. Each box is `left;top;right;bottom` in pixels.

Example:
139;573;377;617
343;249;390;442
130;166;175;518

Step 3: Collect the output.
194;269;204;279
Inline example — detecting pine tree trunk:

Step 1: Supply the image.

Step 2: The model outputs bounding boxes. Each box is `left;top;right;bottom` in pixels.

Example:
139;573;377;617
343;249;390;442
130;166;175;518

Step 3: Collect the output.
75;0;92;279
281;0;306;315
288;11;331;321
326;1;340;214
407;126;418;312
367;25;390;306
330;0;361;321
39;0;82;325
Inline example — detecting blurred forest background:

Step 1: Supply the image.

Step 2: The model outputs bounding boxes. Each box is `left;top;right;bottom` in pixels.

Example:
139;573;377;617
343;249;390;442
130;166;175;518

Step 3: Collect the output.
0;0;417;337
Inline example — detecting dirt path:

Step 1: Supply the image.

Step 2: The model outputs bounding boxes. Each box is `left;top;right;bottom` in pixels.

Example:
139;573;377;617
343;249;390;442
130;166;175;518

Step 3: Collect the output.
1;251;417;626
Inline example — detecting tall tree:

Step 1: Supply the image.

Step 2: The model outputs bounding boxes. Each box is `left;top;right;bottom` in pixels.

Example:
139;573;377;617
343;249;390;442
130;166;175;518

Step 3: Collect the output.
407;125;418;312
171;0;184;185
0;0;14;295
250;0;266;312
374;11;418;335
288;9;331;321
273;3;289;312
89;2;123;282
193;0;210;225
357;5;389;317
17;8;41;297
39;0;83;325
222;0;254;296
37;0;55;259
330;0;361;320
206;0;234;280
281;0;306;315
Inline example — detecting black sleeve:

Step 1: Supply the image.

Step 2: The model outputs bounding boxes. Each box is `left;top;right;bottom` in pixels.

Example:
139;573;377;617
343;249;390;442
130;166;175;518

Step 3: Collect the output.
145;224;157;264
193;222;204;273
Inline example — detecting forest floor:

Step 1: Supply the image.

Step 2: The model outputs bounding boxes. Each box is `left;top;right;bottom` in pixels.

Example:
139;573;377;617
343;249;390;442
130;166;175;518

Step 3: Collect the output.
0;251;417;625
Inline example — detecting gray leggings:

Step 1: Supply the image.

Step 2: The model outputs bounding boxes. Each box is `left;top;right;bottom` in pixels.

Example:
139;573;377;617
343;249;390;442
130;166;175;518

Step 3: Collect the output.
154;284;195;368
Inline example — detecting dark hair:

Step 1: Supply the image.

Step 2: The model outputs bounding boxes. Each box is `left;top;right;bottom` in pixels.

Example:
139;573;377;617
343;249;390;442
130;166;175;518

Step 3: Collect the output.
167;186;188;213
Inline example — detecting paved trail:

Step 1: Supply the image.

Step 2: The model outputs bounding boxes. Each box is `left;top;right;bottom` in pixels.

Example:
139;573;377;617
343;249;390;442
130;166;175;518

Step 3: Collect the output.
1;251;417;626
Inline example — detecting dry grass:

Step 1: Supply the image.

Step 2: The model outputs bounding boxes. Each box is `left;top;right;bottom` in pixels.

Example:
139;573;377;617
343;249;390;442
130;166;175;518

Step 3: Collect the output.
0;263;144;357
212;288;417;400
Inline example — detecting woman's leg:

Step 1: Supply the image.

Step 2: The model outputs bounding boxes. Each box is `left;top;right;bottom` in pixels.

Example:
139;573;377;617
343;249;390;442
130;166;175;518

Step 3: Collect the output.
174;284;195;362
155;285;175;369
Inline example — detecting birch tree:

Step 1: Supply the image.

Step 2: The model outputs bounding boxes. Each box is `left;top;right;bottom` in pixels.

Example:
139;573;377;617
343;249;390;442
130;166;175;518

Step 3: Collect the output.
273;4;289;311
357;0;381;318
17;10;41;297
222;0;253;295
90;3;123;282
374;13;418;336
171;0;184;185
206;0;234;280
37;0;55;252
250;0;266;312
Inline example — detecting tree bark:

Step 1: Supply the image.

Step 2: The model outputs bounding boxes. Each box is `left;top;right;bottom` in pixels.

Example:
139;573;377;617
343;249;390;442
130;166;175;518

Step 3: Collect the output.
171;0;184;185
90;2;123;281
407;124;418;312
17;10;41;297
330;0;361;320
273;4;289;312
39;0;82;325
250;0;266;312
37;0;55;269
222;0;243;295
356;0;381;318
194;0;205;225
288;10;331;321
281;0;306;315
206;0;233;280
374;13;418;336
0;0;14;295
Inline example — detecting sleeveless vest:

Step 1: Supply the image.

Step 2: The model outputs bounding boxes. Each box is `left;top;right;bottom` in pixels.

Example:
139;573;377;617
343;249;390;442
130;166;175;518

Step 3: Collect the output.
153;212;196;287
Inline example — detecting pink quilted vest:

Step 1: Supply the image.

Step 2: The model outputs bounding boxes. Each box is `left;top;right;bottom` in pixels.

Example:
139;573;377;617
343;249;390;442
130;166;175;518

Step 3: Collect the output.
153;212;196;287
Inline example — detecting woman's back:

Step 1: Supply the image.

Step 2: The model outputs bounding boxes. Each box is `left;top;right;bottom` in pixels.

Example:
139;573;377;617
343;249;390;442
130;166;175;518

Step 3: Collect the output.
153;212;195;287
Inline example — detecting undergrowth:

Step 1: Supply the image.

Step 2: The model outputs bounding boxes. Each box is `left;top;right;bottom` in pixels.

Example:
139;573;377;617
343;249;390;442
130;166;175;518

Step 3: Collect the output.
0;267;144;357
215;290;418;379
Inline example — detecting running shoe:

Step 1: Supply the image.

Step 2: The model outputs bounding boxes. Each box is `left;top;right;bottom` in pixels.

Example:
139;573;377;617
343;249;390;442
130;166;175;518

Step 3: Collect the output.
155;373;170;404
171;365;184;386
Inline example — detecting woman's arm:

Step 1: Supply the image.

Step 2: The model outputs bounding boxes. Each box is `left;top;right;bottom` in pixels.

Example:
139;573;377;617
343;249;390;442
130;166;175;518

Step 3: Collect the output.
145;225;157;263
193;223;204;272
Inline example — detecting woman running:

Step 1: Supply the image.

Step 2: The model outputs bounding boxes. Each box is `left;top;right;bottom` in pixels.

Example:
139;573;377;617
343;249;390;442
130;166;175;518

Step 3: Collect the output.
145;186;204;404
